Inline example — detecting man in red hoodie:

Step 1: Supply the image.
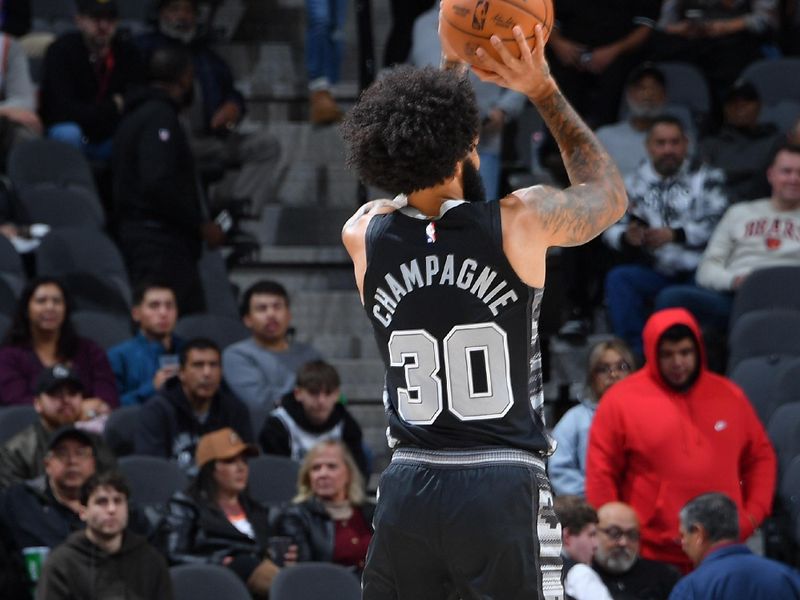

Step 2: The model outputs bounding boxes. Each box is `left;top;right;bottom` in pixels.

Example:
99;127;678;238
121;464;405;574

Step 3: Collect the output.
585;307;776;573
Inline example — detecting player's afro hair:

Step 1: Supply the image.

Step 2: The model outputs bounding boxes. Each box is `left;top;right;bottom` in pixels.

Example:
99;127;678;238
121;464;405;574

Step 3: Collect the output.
341;65;480;196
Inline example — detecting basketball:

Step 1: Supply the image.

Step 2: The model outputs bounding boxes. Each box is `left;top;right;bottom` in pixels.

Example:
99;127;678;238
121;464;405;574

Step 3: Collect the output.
439;0;554;65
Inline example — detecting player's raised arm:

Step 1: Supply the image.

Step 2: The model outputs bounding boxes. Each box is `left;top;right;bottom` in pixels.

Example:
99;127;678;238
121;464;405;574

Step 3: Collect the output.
473;25;628;248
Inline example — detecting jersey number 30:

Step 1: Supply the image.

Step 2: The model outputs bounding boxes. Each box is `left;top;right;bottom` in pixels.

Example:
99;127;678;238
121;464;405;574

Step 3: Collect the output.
388;323;514;424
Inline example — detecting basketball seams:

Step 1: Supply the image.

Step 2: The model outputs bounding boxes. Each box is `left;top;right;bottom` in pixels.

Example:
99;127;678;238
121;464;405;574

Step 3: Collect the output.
442;12;537;41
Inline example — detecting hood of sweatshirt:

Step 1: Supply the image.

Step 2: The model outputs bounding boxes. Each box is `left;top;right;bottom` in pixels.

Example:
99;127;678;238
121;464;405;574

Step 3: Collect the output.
642;308;707;390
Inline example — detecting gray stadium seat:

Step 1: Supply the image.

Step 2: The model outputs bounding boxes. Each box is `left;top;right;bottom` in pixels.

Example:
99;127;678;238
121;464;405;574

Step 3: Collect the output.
0;235;25;297
117;455;188;506
740;58;800;106
767;401;800;480
174;314;249;350
7;139;98;197
656;61;712;120
0;406;38;444
0;278;20;318
778;455;800;546
270;562;362;600
0;313;11;341
104;405;141;457
72;310;132;350
170;564;251;600
728;354;798;425
246;454;300;507
730;266;800;325
727;309;800;371
198;249;240;319
18;187;104;229
36;228;132;312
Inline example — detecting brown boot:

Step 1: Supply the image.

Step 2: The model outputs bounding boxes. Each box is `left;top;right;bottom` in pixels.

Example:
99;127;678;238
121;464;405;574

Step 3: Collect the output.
309;89;343;125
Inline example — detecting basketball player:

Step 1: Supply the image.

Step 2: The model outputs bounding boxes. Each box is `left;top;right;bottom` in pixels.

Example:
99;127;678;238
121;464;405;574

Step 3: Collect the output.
341;25;627;599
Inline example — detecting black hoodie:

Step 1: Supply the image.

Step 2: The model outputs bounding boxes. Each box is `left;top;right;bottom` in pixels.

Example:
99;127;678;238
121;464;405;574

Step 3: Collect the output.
36;530;172;600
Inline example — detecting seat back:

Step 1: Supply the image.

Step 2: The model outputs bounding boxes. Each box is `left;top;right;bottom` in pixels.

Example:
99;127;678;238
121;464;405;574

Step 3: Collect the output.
728;354;797;425
8;139;98;196
0;235;25;297
0;405;38;444
741;58;800;106
246;454;300;507
198;249;239;319
18;187;104;229
117;455;188;505
727;309;800;371
270;562;362;600
170;564;251;600
72;310;132;349
768;401;800;480
104;405;141;457
174;314;249;350
730;266;800;325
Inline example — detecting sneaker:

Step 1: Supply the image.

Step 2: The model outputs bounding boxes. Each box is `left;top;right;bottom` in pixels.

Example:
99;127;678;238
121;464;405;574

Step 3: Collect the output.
558;318;590;345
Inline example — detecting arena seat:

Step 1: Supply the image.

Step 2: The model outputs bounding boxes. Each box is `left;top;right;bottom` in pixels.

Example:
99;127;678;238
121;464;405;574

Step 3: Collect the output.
117;455;188;506
103;405;141;457
0;278;20;318
0;236;26;297
740;58;800;106
198;249;240;319
18;187;104;229
170;564;251;600
728;354;798;425
173;314;249;349
730;266;800;325
8;139;99;199
270;562;362;600
0;405;38;444
768;401;800;481
727;309;800;371
72;310;132;350
245;454;300;508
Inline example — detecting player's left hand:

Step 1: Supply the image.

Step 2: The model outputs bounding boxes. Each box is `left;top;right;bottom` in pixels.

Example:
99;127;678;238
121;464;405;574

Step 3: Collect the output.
472;24;557;102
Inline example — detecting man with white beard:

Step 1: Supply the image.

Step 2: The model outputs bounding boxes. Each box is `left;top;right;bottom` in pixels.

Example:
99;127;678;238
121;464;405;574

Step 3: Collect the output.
593;502;681;600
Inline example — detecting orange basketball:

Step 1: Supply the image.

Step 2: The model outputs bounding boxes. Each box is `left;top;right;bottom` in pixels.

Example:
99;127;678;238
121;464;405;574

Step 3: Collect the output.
439;0;554;65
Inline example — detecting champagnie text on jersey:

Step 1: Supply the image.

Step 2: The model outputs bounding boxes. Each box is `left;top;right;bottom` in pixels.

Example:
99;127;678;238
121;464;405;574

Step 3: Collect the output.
371;254;520;327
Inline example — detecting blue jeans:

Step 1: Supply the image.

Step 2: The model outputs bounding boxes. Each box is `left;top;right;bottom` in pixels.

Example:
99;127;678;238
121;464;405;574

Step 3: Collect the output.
478;150;501;201
655;284;734;332
606;264;693;356
48;122;113;162
306;0;348;87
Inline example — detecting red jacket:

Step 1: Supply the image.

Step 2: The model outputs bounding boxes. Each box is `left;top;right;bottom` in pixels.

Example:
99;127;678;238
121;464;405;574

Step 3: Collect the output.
585;308;776;572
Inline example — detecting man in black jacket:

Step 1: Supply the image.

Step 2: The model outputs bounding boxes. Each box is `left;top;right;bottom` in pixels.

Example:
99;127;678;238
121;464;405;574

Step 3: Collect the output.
134;338;254;474
39;0;145;160
113;43;223;315
259;360;369;478
36;471;173;600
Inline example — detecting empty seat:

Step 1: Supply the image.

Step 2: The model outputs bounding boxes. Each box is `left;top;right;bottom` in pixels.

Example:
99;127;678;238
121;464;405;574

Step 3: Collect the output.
246;454;300;507
728;354;798;425
779;455;800;546
0;235;25;297
72;310;132;350
170;564;251;600
656;61;712;120
117;455;188;506
104;405;141;457
727;309;800;371
730;266;800;325
35;228;132;312
18;187;104;229
8;138;98;197
174;314;249;350
198;249;239;319
270;562;362;600
767;402;800;480
0;405;38;444
0;278;20;317
740;58;800;106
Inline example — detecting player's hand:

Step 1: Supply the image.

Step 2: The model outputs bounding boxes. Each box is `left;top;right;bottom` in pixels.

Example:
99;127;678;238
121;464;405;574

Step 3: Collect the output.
472;24;557;103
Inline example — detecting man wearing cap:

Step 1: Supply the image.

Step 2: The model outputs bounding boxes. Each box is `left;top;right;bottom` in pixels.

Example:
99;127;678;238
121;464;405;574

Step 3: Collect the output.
135;338;254;474
0;365;115;490
0;427;97;587
699;81;783;203
39;0;145;160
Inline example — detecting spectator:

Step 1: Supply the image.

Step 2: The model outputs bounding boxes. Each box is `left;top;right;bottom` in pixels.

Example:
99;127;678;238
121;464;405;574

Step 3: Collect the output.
0;31;41;170
596;63;694;178
409;5;527;199
586;308;777;572
0;427;97;588
383;0;434;67
699;81;782;203
113;43;223;316
656;142;800;336
273;440;373;575
0;365;115;490
652;0;777;109
136;0;281;215
553;495;613;600
259;360;369;478
223;281;321;414
549;339;635;497
304;0;348;125
546;0;661;127
593;502;681;600
108;282;186;406
603;116;728;357
0;277;118;413
671;492;800;599
36;471;173;600
134;338;253;473
165;428;293;597
39;0;145;161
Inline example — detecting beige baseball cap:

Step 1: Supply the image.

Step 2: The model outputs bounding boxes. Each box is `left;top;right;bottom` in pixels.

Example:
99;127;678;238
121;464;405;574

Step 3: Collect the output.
195;428;258;469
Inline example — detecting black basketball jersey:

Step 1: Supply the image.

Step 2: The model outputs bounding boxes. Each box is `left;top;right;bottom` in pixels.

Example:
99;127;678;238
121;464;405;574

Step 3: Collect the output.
363;198;554;454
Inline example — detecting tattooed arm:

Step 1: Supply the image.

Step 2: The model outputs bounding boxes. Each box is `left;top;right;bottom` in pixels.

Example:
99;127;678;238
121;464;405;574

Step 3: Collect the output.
473;25;628;287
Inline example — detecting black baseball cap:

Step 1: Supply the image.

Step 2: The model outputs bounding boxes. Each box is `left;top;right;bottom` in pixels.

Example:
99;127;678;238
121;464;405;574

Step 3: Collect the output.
76;0;119;18
35;364;84;395
725;80;759;103
47;426;95;453
627;62;666;88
